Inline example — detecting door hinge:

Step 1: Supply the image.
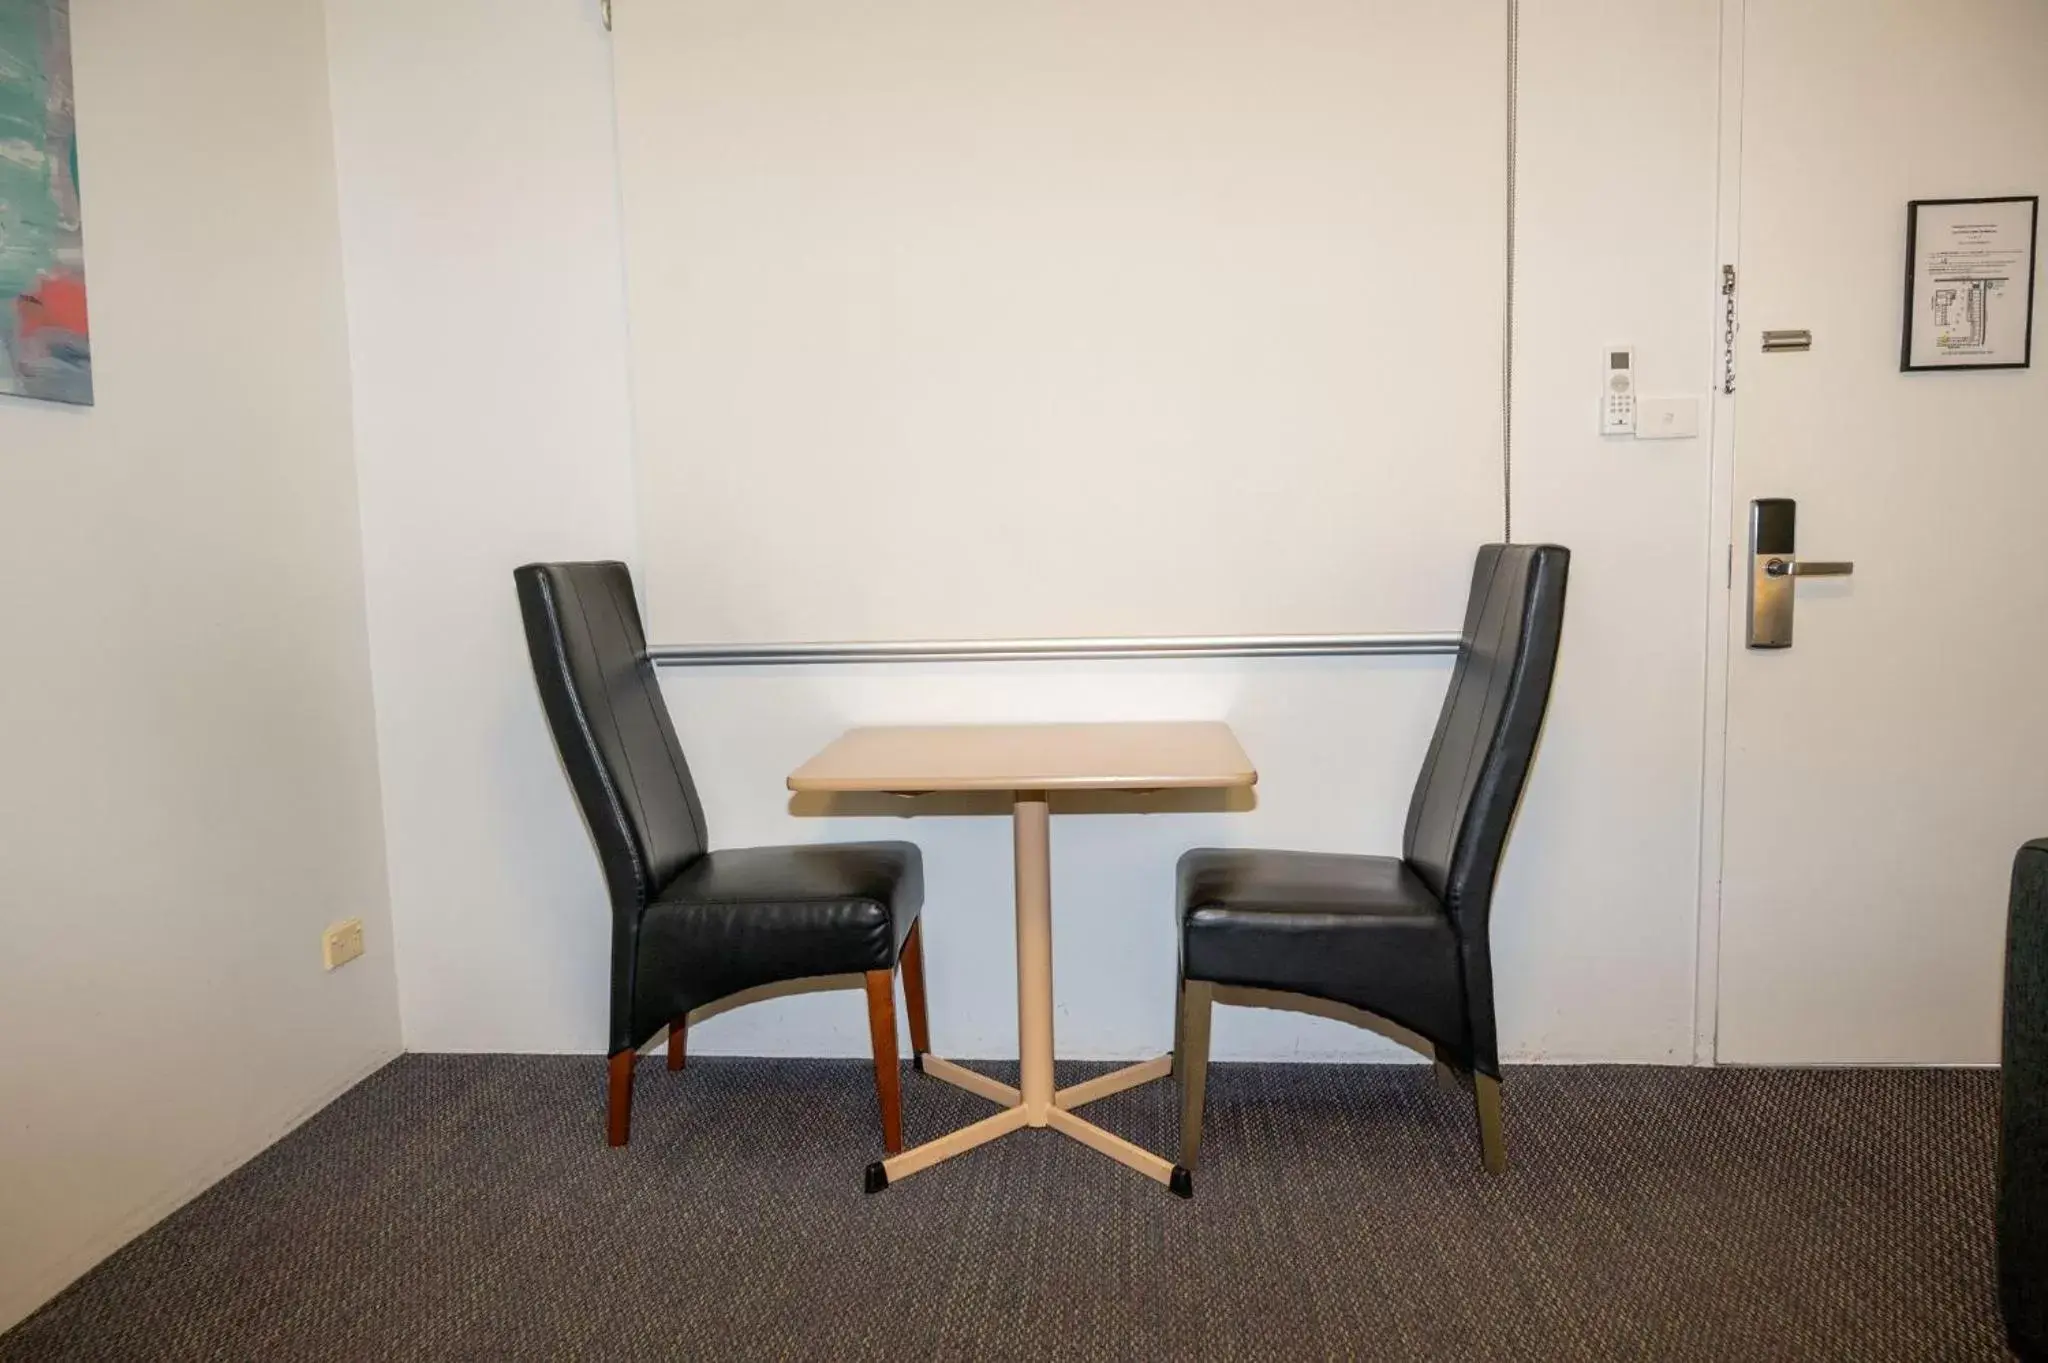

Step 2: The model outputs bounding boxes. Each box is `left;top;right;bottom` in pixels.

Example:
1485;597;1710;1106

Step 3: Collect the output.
601;0;613;31
1720;265;1737;396
1726;541;1734;588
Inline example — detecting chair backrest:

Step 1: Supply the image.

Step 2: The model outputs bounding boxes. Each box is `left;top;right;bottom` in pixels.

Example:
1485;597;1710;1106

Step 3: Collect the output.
1403;543;1570;933
2003;840;2048;1357
515;561;709;914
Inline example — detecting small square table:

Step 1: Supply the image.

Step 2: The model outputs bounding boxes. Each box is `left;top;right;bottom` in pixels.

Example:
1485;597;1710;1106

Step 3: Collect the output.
789;721;1256;1196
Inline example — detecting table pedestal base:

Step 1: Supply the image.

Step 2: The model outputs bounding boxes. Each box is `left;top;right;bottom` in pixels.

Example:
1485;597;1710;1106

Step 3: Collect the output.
864;795;1190;1197
866;1053;1187;1195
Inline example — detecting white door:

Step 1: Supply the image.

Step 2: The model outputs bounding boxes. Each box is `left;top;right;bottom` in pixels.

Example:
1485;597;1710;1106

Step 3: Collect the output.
1715;0;2048;1064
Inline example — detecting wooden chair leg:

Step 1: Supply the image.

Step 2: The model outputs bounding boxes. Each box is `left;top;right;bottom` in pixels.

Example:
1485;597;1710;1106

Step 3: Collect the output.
899;921;932;1062
1475;1072;1506;1175
1177;980;1214;1172
1171;975;1188;1079
667;1016;688;1071
864;968;904;1154
607;1050;636;1148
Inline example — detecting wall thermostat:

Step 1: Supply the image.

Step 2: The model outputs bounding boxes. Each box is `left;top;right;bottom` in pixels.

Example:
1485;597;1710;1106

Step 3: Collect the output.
1602;345;1636;435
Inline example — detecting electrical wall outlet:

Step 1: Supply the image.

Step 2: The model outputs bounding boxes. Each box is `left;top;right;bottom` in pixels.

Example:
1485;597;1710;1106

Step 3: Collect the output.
322;919;366;971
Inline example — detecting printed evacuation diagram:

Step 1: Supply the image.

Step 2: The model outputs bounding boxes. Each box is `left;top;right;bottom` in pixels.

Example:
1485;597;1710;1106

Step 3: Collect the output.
1930;277;1998;353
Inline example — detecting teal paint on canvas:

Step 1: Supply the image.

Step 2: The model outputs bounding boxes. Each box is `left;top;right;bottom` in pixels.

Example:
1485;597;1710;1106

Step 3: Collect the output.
0;0;91;405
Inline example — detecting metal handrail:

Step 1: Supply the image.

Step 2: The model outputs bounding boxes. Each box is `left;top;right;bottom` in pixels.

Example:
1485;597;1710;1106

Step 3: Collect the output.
648;632;1461;667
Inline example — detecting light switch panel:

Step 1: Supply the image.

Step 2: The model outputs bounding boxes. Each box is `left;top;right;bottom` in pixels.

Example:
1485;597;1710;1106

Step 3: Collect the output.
1634;396;1699;440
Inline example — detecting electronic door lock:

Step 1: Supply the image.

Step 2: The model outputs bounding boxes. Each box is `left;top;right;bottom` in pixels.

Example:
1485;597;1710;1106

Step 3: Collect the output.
1748;499;1853;649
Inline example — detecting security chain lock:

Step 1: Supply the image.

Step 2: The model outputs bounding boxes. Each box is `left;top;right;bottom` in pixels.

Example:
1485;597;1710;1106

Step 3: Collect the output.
1721;265;1737;396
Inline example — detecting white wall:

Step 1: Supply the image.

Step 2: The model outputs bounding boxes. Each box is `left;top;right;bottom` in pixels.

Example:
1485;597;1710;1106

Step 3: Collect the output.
339;0;1719;1068
615;0;1508;647
322;0;639;1051
0;0;399;1331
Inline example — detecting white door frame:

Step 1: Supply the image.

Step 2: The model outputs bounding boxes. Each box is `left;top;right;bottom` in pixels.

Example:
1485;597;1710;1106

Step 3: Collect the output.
1692;0;1747;1067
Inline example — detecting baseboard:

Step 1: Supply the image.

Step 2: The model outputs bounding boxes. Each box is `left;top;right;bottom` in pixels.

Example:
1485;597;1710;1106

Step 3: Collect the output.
0;1046;400;1335
405;1047;1996;1070
650;1048;1698;1067
1710;1059;2000;1070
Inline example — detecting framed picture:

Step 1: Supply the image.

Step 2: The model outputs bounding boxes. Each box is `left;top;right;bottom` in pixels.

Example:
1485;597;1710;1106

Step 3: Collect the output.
1901;195;2037;372
0;0;92;405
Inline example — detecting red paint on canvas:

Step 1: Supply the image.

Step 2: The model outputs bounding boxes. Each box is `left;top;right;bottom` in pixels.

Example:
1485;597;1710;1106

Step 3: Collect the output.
15;270;90;337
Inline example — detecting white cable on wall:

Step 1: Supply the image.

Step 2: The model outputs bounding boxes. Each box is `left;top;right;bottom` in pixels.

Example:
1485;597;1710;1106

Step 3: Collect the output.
1501;0;1520;545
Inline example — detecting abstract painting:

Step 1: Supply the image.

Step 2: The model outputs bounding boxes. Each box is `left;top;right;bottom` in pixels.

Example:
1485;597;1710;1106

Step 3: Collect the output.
0;0;90;405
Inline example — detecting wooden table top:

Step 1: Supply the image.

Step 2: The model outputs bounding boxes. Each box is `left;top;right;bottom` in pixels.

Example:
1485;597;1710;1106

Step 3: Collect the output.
787;721;1257;794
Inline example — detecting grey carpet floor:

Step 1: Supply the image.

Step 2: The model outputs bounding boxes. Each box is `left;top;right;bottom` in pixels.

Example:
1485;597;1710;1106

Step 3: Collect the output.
0;1057;2009;1362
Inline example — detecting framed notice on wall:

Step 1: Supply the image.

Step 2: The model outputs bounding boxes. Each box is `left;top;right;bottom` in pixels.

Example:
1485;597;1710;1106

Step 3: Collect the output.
1901;195;2038;372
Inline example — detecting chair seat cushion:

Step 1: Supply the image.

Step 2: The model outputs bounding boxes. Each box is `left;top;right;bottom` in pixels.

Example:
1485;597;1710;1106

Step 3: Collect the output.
1179;848;1467;1054
635;842;924;1022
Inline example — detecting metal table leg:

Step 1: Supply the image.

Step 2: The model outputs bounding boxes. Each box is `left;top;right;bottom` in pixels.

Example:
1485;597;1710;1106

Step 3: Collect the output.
864;793;1191;1197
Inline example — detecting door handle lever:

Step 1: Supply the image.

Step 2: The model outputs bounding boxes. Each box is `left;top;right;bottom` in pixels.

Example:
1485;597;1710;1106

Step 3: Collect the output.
1764;557;1854;579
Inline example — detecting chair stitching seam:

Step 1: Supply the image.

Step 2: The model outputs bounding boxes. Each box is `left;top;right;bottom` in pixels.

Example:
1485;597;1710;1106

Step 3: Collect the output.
1436;551;1509;900
607;569;710;856
536;572;645;910
571;572;659;903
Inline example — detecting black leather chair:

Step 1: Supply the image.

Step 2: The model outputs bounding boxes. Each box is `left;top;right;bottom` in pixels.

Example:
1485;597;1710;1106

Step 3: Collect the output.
1172;543;1569;1175
515;561;930;1153
2005;839;2048;1361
